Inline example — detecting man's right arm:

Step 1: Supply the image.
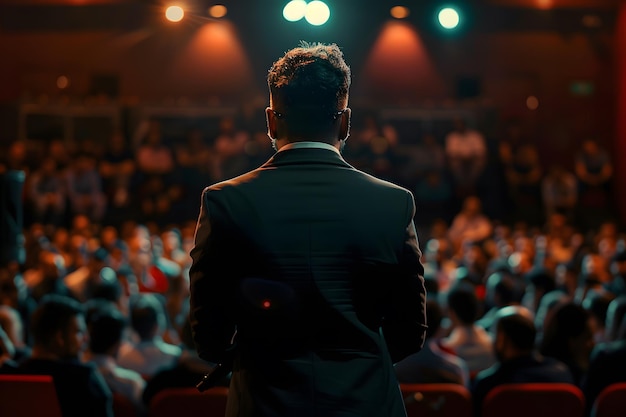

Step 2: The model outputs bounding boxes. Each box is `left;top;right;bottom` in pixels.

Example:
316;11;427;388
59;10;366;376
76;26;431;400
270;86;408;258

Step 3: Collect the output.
188;188;237;364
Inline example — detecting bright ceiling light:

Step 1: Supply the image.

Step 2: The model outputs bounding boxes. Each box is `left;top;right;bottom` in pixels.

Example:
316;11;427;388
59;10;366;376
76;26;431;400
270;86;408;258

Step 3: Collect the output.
165;5;184;23
438;7;460;30
305;1;330;26
283;0;307;22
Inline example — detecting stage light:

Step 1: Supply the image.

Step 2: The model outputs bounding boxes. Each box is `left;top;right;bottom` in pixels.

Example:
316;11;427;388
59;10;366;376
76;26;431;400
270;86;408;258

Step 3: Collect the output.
283;0;307;22
438;7;460;30
305;1;330;26
165;5;184;22
209;4;228;18
390;6;410;19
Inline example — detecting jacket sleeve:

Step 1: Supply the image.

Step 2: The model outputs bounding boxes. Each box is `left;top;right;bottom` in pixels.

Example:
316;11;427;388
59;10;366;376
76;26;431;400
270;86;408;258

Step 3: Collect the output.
188;187;238;364
382;191;428;363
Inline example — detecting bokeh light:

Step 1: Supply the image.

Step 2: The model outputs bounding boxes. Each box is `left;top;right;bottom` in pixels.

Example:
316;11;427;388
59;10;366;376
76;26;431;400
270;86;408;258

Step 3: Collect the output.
390;6;410;19
305;1;330;26
438;7;460;30
56;75;70;89
208;4;228;19
165;5;184;22
283;0;307;22
526;95;539;110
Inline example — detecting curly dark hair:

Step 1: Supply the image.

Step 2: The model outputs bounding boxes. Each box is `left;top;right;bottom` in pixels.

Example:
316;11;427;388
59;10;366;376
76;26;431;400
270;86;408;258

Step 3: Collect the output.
267;41;351;135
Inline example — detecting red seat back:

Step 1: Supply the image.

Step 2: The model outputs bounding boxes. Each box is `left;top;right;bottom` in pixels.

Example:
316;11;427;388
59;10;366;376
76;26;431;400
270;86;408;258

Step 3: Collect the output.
592;382;626;417
400;383;472;417
482;383;585;417
149;387;229;417
113;392;140;417
0;374;63;417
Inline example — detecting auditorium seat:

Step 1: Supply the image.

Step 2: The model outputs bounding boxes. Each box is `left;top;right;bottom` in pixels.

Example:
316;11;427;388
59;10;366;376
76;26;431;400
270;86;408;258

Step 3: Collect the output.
591;382;626;417
149;386;229;417
400;383;472;417
113;392;139;417
0;374;63;417
482;383;585;417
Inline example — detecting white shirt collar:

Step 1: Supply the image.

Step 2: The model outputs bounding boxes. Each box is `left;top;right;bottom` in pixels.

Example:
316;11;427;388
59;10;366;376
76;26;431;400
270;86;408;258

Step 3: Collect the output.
277;141;340;155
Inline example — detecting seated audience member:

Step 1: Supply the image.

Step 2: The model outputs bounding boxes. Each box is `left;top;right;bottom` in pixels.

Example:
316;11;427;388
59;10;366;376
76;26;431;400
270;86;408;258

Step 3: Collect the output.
86;305;146;411
0;326;15;368
64;247;109;302
1;295;113;417
541;165;577;220
607;247;626;296
603;296;626;342
477;271;523;332
583;315;626;414
395;300;469;386
448;196;492;255
534;290;570;347
28;157;66;225
441;283;496;375
472;306;574;415
522;267;556;314
583;293;614;344
66;152;106;222
118;294;182;377
142;321;216;407
540;302;594;385
576;253;611;304
0;305;30;362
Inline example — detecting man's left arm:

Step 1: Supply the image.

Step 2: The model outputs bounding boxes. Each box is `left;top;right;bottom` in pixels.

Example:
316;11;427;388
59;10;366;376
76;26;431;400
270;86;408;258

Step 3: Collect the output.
383;191;428;363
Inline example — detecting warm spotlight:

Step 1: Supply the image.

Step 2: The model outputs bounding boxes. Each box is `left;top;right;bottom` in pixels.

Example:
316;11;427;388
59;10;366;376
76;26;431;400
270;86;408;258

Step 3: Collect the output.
283;0;307;22
209;4;228;19
536;0;552;9
438;7;460;30
390;6;410;19
165;5;184;22
305;1;330;26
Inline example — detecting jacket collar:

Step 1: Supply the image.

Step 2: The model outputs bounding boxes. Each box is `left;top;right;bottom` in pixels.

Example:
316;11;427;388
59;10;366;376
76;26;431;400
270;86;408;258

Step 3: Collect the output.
262;143;354;169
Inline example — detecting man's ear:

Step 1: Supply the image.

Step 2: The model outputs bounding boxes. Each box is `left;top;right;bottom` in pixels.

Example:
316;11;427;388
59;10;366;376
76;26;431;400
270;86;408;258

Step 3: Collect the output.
339;108;351;141
265;107;277;140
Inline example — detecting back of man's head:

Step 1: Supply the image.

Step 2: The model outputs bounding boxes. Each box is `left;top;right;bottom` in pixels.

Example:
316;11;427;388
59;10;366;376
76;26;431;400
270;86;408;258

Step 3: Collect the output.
495;306;536;354
89;306;127;355
267;42;351;139
130;294;164;341
447;283;479;326
31;295;83;351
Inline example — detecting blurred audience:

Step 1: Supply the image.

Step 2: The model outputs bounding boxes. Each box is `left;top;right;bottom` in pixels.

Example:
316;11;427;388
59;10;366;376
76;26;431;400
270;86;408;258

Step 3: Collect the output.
0;111;624;414
1;295;113;417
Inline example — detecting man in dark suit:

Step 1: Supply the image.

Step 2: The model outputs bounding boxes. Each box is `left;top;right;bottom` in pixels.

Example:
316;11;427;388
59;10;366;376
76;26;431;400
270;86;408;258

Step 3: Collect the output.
189;42;427;417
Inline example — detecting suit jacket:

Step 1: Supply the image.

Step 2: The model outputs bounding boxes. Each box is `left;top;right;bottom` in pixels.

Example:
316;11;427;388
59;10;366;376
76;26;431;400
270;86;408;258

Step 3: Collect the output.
189;143;427;417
